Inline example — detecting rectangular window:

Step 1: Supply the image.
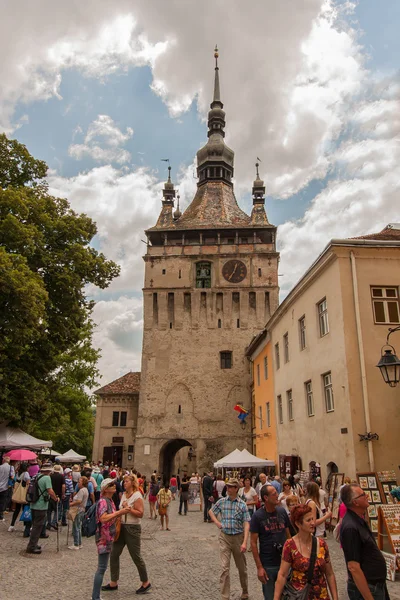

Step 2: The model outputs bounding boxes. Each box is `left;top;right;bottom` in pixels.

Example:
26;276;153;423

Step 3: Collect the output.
275;343;280;370
266;402;271;427
323;372;334;412
277;395;283;424
305;381;314;417
220;351;232;369
299;316;306;350
264;356;268;380
112;411;119;427
120;411;127;427
258;405;263;429
371;287;400;324
318;298;329;337
287;390;293;421
283;333;289;363
256;364;260;386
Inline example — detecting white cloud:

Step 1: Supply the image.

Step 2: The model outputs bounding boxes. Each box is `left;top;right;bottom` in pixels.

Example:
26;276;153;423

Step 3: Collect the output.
69;114;134;164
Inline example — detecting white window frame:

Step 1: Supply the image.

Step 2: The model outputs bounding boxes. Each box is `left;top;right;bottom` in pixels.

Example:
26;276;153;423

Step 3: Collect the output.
283;332;289;363
305;381;314;417
323;372;334;412
299;316;306;350
257;363;261;386
371;287;400;324
264;356;268;380
287;389;293;421
275;343;280;370
277;395;283;424
318;298;329;337
266;402;271;427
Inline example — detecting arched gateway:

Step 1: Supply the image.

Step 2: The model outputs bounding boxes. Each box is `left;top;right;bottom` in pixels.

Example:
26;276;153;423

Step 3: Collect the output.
134;48;279;477
159;439;193;481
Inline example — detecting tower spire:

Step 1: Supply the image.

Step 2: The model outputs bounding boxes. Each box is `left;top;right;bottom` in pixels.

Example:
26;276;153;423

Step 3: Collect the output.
251;159;269;225
212;45;221;106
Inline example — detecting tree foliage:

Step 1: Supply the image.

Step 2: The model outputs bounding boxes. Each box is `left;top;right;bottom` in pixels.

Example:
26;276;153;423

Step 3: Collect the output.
0;134;120;456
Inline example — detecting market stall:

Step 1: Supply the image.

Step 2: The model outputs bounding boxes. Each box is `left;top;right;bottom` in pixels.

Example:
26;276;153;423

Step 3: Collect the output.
54;449;86;462
0;424;52;450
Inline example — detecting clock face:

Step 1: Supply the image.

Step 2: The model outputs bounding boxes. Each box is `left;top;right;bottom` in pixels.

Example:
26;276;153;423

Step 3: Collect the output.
222;260;247;283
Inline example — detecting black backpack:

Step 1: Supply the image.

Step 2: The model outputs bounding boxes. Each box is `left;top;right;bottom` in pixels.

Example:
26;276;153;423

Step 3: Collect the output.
26;474;45;503
82;497;113;538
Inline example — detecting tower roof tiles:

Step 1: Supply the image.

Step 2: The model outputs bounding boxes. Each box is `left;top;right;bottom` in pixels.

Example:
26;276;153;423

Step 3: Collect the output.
95;372;141;395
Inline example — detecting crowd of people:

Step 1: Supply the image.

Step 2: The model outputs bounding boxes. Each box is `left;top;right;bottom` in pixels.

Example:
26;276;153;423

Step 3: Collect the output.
0;456;393;600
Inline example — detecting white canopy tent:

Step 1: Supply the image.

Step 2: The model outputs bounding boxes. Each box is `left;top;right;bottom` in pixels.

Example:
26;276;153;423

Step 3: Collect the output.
54;449;86;462
214;448;275;468
40;448;62;456
214;448;243;468
0;424;52;450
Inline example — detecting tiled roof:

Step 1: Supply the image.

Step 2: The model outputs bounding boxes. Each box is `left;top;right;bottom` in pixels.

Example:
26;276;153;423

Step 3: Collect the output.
353;224;400;241
95;372;141;395
148;181;252;231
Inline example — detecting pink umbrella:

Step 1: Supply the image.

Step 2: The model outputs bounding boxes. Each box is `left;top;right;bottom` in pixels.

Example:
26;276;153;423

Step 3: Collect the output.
4;449;38;461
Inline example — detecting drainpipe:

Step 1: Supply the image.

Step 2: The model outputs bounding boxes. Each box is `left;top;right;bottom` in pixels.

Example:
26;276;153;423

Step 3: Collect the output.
350;251;374;471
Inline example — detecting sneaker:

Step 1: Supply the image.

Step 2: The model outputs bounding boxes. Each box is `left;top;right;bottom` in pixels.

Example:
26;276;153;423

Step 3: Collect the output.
78;545;83;549
68;545;80;550
8;526;14;532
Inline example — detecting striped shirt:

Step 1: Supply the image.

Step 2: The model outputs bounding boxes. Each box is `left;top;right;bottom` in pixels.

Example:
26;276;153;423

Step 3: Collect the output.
211;495;250;535
65;478;74;496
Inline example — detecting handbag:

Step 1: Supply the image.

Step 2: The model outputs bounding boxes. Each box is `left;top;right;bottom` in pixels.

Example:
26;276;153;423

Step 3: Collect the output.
114;517;121;542
12;481;28;504
158;505;167;516
282;536;318;600
67;506;79;522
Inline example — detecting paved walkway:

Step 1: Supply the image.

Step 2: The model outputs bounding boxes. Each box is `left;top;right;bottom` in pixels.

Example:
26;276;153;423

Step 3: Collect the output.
0;503;399;599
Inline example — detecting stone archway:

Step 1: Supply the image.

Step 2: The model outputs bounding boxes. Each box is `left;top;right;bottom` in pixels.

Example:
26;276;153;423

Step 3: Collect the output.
159;438;193;483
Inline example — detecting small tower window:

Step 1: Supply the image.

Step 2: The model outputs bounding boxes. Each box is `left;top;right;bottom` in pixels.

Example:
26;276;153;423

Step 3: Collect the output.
178;405;182;414
220;351;232;369
258;268;262;277
218;319;222;328
196;261;211;288
162;269;166;275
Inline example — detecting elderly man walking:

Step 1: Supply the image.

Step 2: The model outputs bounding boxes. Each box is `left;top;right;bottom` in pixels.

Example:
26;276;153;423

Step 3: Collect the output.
209;477;251;600
340;484;387;600
0;457;14;521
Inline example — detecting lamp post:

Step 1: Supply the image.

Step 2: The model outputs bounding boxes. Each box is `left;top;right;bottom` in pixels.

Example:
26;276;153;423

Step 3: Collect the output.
376;325;400;387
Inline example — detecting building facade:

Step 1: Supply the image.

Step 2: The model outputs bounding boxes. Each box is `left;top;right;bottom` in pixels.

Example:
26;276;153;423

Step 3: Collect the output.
266;225;400;483
246;330;278;465
92;372;140;467
134;49;279;478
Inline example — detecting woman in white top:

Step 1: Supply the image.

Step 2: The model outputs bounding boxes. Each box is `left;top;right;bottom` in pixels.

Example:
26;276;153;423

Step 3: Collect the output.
305;481;332;538
103;474;151;595
238;476;258;516
213;474;226;499
278;480;295;515
69;475;89;549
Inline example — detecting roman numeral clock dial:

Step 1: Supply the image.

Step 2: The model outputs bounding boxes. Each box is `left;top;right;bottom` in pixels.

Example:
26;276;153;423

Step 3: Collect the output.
222;260;247;283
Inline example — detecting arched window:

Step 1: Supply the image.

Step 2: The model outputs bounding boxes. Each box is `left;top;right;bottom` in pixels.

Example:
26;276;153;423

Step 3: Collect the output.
196;261;211;288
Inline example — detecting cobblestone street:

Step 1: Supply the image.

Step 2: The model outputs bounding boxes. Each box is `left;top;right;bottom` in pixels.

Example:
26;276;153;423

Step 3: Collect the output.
1;504;399;600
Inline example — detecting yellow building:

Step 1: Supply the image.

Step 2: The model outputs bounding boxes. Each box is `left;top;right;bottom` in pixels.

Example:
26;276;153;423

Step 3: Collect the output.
246;330;278;466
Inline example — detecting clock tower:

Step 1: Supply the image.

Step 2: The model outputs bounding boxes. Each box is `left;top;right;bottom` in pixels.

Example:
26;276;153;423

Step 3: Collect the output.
135;48;279;477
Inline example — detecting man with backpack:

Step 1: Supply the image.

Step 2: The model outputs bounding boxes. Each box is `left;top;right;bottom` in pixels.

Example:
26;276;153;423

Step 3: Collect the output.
26;463;59;554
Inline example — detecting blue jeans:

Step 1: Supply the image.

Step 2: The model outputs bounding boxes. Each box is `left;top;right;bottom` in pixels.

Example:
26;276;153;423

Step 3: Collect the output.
348;580;386;600
61;496;70;524
261;566;280;600
92;552;110;600
72;511;84;546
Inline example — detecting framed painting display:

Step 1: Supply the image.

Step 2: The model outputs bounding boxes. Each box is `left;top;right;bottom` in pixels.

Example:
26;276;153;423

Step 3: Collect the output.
326;473;344;530
378;505;400;570
377;471;399;505
357;472;386;535
188;481;202;511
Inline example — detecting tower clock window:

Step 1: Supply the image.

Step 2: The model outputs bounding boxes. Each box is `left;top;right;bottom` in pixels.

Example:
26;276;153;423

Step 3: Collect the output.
196;261;211;288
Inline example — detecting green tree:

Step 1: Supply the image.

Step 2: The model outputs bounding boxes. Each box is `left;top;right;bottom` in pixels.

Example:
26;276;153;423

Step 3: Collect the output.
0;134;120;455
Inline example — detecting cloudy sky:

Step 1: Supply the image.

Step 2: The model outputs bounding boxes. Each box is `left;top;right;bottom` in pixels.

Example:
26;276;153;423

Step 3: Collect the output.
1;0;399;386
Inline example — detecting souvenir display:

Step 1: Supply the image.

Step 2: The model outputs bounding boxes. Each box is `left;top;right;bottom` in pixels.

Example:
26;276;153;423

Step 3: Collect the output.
378;505;400;569
377;471;399;504
326;473;344;530
357;472;386;535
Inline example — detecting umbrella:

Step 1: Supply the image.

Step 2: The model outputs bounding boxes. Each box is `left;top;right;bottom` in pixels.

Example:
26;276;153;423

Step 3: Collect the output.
4;449;38;461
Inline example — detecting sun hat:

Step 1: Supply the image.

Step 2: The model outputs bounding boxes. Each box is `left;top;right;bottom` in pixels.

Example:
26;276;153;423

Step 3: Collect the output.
101;478;117;492
92;466;100;473
53;464;62;472
40;463;53;472
226;477;240;487
64;468;72;474
110;470;117;478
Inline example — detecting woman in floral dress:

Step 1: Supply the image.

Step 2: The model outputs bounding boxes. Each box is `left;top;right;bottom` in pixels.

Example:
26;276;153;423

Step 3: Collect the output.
273;504;338;600
91;478;130;600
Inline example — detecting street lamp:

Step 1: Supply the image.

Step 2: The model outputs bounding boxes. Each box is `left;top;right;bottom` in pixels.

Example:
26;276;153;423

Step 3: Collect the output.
376;325;400;387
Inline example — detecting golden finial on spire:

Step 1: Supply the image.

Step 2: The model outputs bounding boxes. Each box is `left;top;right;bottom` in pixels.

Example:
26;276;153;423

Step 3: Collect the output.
214;45;219;68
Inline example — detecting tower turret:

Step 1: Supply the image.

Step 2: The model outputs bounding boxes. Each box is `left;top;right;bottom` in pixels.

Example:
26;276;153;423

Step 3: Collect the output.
250;161;269;225
154;165;176;228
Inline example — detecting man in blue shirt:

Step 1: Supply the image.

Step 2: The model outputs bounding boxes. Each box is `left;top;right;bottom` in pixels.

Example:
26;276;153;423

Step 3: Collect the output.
209;477;251;600
250;484;291;600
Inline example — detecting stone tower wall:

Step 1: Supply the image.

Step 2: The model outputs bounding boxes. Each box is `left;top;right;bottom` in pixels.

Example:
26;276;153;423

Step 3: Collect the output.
135;242;279;475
